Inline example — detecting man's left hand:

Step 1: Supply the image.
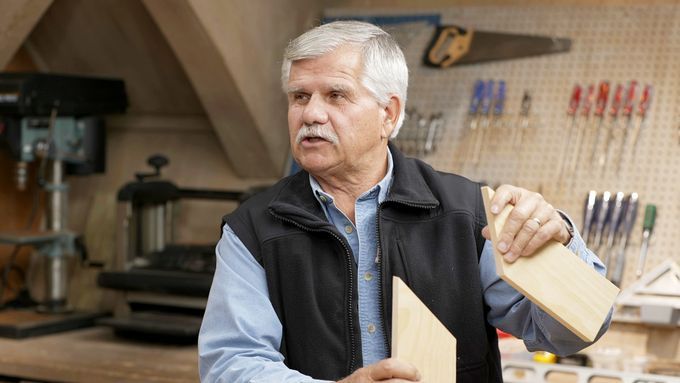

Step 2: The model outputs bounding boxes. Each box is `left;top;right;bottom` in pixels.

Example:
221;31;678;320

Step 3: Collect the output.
481;184;571;263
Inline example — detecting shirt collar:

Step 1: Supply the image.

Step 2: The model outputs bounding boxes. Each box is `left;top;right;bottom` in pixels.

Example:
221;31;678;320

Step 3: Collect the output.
309;147;394;206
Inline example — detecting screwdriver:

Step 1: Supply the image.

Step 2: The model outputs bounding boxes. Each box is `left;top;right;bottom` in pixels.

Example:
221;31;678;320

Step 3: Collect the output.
556;85;582;187
463;80;484;165
602;192;625;269
488;80;506;158
636;204;656;278
592;191;612;250
615;81;638;174
610;192;639;287
567;84;595;180
598;84;624;174
627;85;653;169
582;190;598;246
512;91;532;152
586;82;610;168
493;80;506;127
471;80;495;166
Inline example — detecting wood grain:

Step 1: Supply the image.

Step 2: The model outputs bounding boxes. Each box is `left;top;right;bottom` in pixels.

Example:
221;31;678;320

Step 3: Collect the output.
0;0;52;69
391;276;456;382
481;186;619;342
0;327;198;383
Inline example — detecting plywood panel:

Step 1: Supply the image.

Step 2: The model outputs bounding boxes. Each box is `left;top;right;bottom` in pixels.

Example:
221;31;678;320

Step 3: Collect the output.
391;276;456;382
143;0;324;177
0;0;52;69
481;186;618;342
142;0;280;177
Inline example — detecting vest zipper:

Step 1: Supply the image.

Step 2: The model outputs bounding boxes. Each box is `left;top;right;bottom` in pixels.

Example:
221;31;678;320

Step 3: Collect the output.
269;211;358;374
376;202;390;356
376;199;437;357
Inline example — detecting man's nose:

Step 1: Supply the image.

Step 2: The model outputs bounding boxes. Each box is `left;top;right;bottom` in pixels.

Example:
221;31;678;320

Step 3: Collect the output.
301;94;329;126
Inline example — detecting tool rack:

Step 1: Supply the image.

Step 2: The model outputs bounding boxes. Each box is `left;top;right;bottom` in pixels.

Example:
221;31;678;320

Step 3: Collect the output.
326;4;680;291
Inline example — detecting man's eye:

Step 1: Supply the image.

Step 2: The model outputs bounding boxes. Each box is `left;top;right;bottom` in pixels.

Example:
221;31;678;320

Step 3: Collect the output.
330;92;344;100
294;93;309;102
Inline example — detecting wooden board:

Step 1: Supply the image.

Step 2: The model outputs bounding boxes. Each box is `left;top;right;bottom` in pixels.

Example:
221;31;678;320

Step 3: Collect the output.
391;276;456;382
481;186;619;342
0;327;198;383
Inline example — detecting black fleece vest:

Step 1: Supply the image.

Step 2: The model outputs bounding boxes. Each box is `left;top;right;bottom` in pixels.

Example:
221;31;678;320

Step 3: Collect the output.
224;146;503;382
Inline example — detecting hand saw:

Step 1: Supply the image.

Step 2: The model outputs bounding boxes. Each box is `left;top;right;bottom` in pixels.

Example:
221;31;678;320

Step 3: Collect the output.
425;25;571;68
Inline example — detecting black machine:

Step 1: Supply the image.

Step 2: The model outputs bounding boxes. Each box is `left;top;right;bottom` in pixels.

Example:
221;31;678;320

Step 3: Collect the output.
97;154;246;341
0;73;128;338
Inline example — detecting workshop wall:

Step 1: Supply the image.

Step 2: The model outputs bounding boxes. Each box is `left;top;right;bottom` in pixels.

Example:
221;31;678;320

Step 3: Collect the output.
325;2;679;292
324;2;680;369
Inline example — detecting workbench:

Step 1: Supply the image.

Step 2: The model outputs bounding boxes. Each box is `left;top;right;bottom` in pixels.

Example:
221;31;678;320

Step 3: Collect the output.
0;326;198;383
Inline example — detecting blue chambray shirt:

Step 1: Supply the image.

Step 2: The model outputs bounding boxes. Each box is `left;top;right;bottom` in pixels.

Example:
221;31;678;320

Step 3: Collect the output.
308;148;394;366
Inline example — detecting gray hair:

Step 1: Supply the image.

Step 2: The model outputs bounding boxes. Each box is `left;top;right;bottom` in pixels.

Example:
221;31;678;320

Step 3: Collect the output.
281;20;408;138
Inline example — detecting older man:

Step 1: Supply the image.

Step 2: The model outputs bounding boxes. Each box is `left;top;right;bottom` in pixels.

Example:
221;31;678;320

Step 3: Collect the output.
199;21;610;383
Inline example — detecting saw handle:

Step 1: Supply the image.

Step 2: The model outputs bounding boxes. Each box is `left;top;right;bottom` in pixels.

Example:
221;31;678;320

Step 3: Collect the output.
425;26;472;68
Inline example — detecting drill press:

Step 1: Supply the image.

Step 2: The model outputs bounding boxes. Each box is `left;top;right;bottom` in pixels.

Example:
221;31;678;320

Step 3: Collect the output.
0;73;127;337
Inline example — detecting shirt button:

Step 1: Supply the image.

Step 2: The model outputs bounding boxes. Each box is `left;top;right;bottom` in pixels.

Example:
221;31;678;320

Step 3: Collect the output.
364;272;373;281
344;225;353;234
367;323;376;334
319;195;327;203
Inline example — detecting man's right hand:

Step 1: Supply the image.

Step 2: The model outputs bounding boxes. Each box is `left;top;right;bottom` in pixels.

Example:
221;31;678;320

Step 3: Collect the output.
336;358;422;382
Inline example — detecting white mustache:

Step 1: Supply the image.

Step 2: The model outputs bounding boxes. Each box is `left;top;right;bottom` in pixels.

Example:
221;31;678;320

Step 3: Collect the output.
295;124;339;145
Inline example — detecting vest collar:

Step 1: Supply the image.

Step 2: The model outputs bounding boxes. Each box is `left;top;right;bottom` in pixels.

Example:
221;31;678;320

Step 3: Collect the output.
385;143;439;208
268;143;439;225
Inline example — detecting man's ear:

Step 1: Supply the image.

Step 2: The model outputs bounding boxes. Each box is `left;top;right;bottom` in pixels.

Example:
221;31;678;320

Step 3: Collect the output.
381;95;401;139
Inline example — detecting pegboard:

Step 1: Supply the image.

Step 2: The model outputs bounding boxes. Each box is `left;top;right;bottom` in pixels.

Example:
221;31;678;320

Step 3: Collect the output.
325;5;680;290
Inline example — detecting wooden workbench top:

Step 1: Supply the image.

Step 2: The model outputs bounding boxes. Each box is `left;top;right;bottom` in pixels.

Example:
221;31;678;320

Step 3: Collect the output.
0;326;198;383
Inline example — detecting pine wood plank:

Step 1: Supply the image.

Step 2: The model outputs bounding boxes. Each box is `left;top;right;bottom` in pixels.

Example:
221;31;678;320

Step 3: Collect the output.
391;276;456;382
480;186;619;342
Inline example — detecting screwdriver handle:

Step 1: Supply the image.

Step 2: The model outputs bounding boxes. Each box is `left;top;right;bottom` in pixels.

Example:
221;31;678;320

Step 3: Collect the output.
568;84;582;116
520;91;531;117
594;81;610;117
593;191;612;248
582;190;597;245
481;80;494;115
581;84;595;117
469;80;485;115
622;81;638;118
609;192;626;236
621;193;639;242
643;204;656;232
637;85;653;118
493;80;506;116
609;84;624;117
